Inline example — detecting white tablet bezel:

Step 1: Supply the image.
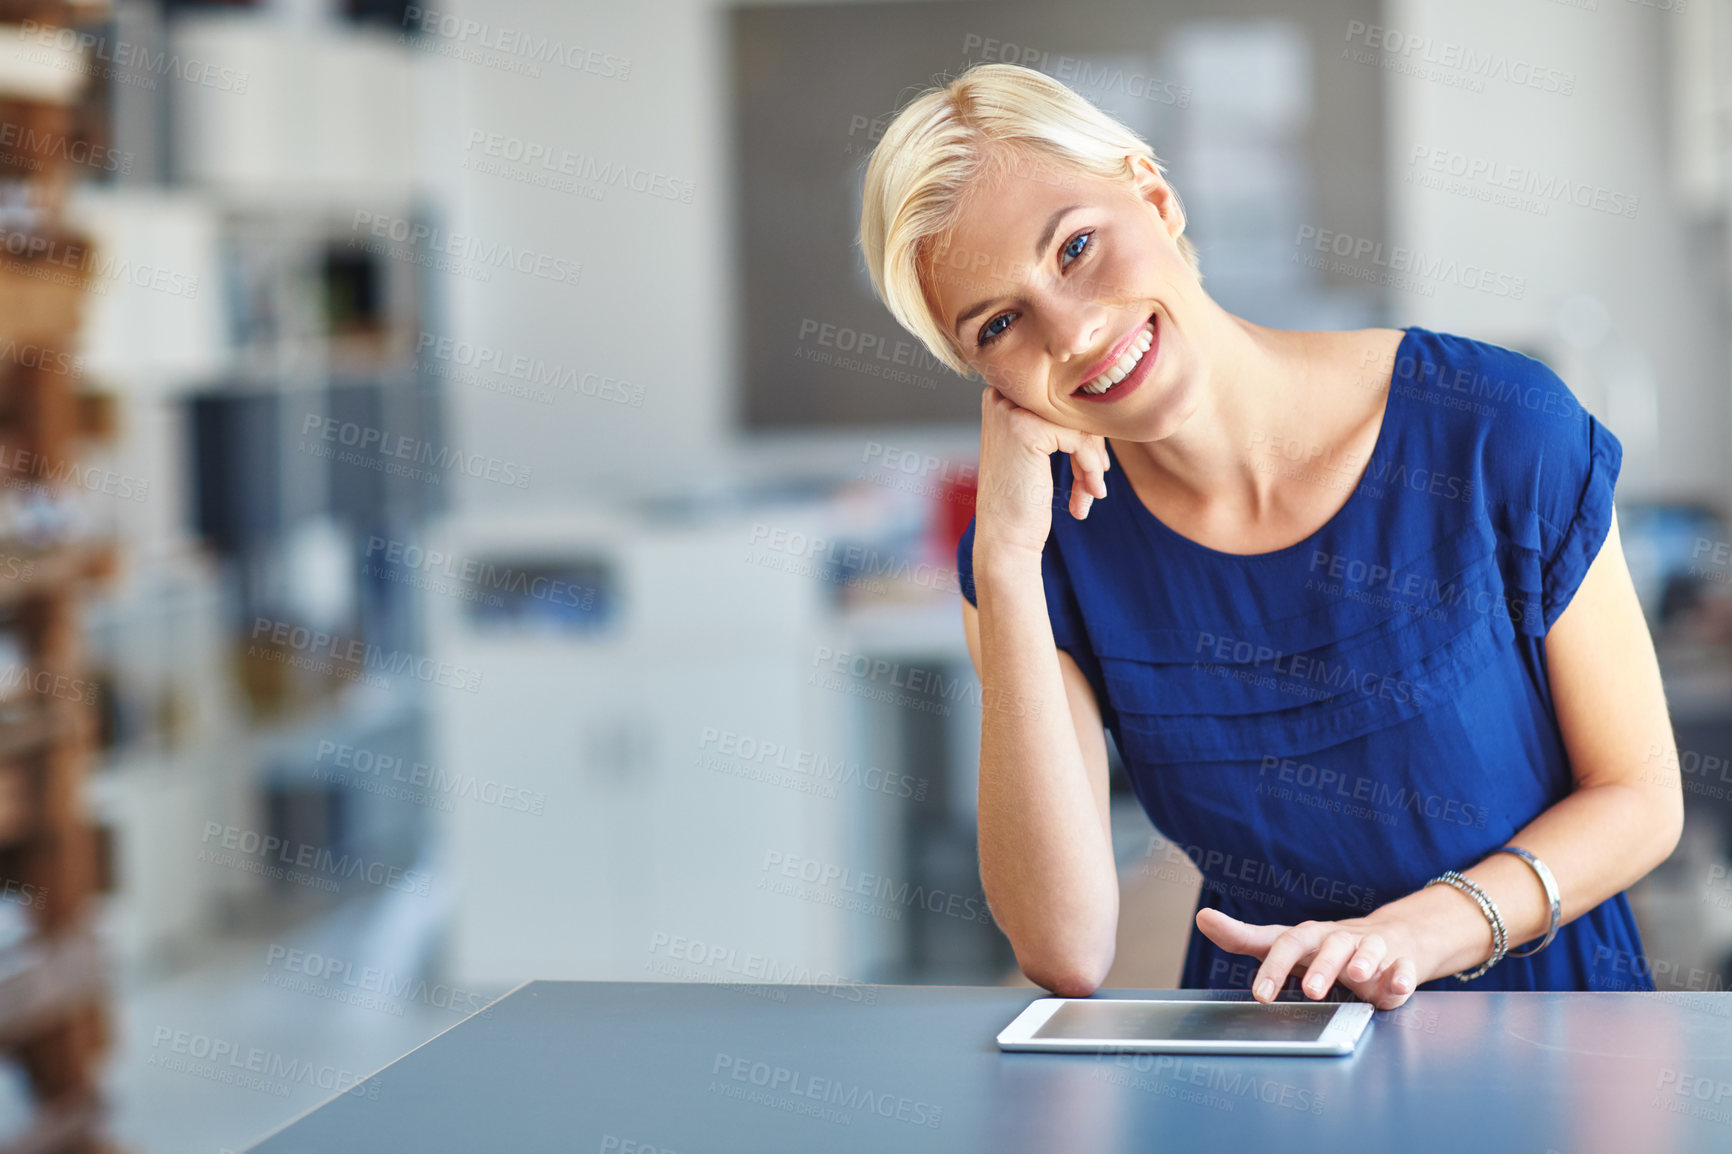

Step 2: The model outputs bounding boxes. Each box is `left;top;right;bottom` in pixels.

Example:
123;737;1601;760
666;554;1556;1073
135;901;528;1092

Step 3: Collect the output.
995;997;1376;1056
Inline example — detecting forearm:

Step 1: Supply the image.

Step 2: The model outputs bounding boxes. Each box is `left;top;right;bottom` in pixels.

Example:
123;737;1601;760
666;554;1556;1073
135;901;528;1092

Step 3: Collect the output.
973;544;1118;987
1379;780;1682;982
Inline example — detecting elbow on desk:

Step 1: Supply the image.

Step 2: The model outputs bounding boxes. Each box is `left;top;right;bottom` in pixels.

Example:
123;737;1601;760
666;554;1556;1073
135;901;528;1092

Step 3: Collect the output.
1018;946;1114;998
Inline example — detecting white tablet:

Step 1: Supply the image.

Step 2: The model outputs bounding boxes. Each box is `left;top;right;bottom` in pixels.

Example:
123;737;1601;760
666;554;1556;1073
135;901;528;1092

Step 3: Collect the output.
996;997;1376;1056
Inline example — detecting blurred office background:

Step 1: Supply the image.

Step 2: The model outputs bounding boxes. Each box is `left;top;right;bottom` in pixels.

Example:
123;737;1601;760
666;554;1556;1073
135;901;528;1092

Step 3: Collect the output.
0;0;1722;1149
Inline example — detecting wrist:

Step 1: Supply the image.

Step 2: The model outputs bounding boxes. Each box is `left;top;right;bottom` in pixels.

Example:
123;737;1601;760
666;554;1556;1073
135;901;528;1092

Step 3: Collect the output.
973;538;1045;588
1370;883;1496;985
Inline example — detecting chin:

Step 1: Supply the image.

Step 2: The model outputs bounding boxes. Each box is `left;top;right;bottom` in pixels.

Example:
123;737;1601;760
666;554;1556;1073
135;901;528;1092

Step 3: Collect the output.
1124;368;1199;442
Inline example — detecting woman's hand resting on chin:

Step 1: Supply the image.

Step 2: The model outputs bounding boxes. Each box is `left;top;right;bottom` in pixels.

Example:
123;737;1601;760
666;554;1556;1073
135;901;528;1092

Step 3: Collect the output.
972;386;1111;560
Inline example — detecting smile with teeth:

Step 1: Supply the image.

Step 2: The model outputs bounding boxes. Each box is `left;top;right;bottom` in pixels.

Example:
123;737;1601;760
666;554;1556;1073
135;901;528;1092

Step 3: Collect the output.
1078;320;1155;394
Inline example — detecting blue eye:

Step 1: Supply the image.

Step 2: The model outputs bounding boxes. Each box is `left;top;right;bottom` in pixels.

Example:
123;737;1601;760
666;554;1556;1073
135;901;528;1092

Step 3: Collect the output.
975;229;1094;349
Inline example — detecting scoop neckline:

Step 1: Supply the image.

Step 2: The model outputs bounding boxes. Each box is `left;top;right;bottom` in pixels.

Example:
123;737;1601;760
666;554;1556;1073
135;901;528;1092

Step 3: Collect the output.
1100;326;1415;562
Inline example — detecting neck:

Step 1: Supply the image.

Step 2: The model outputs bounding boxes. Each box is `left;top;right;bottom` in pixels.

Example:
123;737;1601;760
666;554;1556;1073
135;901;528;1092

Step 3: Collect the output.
1113;302;1317;520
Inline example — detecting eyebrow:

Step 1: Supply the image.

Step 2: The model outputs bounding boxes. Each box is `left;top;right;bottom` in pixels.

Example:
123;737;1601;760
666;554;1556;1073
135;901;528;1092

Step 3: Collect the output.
950;202;1086;342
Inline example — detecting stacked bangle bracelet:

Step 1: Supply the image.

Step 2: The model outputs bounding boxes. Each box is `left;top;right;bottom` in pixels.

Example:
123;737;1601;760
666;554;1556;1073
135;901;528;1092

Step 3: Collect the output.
1493;845;1563;957
1425;870;1508;981
1424;846;1562;981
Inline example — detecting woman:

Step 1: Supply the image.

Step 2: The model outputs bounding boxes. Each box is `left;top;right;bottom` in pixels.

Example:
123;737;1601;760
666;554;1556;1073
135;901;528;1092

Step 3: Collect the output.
856;62;1682;1011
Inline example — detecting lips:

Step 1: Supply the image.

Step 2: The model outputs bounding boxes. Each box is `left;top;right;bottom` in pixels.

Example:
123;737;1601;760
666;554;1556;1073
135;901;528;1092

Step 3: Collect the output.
1071;313;1159;404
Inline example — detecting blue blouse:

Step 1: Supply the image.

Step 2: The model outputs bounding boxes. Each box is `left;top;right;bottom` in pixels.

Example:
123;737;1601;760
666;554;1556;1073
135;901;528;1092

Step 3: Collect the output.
957;326;1654;993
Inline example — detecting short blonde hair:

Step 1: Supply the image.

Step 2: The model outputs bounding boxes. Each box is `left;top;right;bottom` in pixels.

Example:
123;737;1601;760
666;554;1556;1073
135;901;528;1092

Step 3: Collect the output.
858;61;1198;380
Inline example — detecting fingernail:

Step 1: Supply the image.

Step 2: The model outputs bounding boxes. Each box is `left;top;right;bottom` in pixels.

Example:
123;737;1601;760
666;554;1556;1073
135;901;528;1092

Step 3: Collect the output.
1305;977;1323;996
1078;495;1093;517
1254;979;1273;1001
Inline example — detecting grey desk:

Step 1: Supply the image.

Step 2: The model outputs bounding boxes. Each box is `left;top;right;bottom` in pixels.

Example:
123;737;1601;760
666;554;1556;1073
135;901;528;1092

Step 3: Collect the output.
245;982;1732;1153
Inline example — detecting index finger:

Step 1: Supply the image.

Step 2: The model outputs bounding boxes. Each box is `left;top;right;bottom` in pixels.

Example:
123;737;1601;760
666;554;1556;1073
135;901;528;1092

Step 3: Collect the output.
1252;922;1327;1003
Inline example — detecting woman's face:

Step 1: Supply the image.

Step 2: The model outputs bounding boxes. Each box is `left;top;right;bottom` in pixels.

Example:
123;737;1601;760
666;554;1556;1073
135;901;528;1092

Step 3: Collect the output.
923;150;1205;436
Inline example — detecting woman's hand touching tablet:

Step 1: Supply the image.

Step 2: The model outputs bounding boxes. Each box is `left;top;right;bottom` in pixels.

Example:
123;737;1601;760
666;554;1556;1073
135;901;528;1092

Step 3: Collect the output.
1195;908;1424;1011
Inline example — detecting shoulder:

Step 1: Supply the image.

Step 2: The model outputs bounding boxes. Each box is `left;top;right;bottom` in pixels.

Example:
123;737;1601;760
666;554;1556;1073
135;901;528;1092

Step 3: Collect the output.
1396;327;1604;481
1396;327;1621;557
1393;326;1589;432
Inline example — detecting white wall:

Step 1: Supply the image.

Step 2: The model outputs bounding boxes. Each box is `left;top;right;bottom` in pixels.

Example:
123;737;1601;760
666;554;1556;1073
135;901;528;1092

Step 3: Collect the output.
433;0;738;510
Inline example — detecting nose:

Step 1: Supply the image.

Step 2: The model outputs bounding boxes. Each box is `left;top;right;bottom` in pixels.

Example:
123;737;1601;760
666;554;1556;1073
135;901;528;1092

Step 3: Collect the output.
1048;301;1107;367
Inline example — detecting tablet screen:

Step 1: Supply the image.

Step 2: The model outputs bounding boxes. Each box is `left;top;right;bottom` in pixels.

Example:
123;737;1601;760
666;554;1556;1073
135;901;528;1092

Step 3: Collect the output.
1032;1000;1337;1043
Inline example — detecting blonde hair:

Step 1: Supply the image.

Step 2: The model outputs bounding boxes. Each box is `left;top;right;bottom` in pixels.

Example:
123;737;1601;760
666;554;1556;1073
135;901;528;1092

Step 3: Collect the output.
858;61;1197;380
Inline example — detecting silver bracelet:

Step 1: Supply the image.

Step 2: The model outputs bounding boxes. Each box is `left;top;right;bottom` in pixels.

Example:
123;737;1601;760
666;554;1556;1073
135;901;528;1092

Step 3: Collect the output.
1493;845;1562;958
1426;870;1507;981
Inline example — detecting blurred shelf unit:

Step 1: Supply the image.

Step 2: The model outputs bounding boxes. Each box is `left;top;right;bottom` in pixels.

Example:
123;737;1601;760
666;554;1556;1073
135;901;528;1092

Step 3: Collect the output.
169;9;418;208
63;2;446;943
79;551;252;970
0;1;122;1151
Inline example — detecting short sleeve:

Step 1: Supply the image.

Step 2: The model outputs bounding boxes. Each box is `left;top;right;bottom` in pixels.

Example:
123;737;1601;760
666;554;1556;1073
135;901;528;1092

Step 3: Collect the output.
1538;408;1622;632
1466;342;1623;635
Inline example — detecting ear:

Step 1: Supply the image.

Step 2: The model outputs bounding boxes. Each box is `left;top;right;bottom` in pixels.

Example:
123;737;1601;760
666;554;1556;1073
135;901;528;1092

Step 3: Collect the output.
1125;153;1187;245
